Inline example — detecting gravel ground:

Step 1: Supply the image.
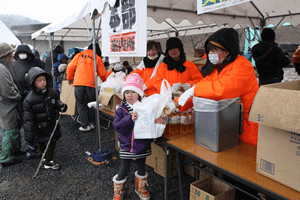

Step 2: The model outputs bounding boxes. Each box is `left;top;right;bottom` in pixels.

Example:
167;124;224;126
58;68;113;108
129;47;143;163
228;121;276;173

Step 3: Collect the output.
0;67;299;200
0;115;169;200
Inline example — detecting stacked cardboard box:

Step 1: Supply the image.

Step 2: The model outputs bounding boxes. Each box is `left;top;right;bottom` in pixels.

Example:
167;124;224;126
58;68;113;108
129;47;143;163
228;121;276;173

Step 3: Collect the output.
249;80;300;192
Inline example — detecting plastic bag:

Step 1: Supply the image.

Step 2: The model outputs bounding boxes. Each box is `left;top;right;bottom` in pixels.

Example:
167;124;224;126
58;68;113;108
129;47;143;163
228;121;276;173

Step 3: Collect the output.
133;79;172;139
100;71;125;94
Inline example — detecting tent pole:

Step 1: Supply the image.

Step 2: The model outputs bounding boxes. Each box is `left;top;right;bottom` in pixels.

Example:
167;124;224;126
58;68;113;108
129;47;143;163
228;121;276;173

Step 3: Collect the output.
48;32;55;88
92;14;102;151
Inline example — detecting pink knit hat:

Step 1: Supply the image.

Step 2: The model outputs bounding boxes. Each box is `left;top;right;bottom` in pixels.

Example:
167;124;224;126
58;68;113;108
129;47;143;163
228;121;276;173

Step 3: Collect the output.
122;73;144;98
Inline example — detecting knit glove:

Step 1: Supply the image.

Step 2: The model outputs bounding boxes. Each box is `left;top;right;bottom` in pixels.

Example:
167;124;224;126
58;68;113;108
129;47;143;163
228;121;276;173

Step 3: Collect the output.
181;83;191;91
171;83;181;92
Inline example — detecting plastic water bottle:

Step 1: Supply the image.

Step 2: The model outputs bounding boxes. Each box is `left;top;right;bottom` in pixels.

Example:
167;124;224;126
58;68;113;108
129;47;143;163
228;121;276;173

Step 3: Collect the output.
187;109;195;136
162;116;169;138
169;110;179;138
180;111;188;135
173;109;181;136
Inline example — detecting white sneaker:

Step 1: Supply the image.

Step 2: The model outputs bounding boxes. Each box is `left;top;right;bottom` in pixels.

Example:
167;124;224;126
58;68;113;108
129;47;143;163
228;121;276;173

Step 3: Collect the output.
79;126;91;132
44;161;60;170
90;124;95;129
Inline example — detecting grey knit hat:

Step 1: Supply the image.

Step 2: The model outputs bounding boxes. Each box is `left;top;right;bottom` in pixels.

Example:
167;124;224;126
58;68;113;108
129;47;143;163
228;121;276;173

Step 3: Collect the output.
0;43;14;58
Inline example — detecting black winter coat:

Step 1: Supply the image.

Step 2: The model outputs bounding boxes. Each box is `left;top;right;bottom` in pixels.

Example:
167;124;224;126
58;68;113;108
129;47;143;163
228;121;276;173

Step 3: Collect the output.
251;40;290;81
23;67;66;145
10;44;44;101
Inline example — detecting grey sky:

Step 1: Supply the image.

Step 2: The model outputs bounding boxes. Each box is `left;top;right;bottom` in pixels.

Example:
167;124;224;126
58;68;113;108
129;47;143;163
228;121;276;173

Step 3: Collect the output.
0;0;85;23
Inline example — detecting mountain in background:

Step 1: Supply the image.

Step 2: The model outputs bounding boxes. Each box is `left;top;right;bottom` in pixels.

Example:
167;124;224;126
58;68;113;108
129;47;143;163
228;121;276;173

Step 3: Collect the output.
0;14;42;29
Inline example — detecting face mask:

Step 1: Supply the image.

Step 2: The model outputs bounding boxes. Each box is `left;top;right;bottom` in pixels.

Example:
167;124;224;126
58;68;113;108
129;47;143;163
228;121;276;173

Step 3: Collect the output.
208;52;225;65
19;54;27;60
147;54;158;60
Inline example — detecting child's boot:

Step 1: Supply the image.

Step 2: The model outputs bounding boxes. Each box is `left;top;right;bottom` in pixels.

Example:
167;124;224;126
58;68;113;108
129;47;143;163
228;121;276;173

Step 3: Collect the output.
113;174;127;200
135;171;150;200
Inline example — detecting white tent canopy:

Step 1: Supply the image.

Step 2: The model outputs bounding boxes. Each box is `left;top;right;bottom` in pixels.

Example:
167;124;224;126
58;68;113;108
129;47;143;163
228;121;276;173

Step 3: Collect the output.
32;0;300;42
147;0;300;28
0;20;21;45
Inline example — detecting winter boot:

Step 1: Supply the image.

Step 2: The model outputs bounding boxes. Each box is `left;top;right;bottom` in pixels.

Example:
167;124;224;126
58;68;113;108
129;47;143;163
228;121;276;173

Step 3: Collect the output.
113;174;127;200
135;171;150;200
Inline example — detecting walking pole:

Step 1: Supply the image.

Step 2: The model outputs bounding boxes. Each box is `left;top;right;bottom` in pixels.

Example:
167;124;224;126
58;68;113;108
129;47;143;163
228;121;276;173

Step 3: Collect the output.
32;114;62;178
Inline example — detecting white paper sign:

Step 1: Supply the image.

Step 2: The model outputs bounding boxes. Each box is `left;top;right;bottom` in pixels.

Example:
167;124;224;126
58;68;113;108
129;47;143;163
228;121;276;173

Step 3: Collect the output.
102;0;147;57
197;0;251;15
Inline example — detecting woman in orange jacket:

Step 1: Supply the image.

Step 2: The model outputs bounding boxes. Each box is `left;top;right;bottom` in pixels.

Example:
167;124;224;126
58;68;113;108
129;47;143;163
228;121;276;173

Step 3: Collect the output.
152;37;203;94
131;40;164;96
177;28;259;146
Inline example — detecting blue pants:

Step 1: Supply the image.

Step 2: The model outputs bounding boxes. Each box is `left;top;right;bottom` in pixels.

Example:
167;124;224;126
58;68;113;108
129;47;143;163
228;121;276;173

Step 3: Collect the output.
54;79;60;96
74;86;96;128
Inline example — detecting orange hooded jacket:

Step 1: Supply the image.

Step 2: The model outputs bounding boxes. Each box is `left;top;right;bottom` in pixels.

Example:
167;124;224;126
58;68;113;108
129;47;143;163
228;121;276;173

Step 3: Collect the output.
67;49;107;88
176;55;259;146
292;46;300;64
176;28;259;145
131;54;164;96
153;60;203;92
132;67;157;96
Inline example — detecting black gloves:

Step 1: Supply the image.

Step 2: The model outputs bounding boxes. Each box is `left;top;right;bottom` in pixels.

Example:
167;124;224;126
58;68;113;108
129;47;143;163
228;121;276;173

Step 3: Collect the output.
60;104;68;112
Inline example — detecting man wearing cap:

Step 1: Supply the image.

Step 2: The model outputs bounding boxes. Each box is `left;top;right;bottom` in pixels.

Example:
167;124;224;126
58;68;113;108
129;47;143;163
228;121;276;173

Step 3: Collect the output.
152;37;203;94
177;28;259;146
0;43;23;166
251;28;290;85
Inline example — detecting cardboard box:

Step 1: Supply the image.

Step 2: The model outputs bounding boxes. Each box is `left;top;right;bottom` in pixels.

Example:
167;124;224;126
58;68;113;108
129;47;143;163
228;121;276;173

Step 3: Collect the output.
60;80;78;115
146;142;177;178
184;163;213;181
190;177;235;200
98;88;122;113
249;80;300;192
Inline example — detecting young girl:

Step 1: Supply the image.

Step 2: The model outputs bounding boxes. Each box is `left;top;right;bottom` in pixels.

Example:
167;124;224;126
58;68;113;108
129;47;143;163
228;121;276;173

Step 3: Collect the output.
112;73;164;200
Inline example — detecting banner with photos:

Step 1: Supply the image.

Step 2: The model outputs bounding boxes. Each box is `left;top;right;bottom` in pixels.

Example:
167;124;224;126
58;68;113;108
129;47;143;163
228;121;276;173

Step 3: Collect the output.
102;0;147;57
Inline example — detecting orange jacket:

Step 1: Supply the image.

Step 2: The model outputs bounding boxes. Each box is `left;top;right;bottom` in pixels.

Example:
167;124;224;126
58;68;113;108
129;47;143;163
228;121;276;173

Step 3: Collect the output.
132;67;157;96
153;60;203;92
292;46;300;64
66;49;107;88
176;56;259;146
